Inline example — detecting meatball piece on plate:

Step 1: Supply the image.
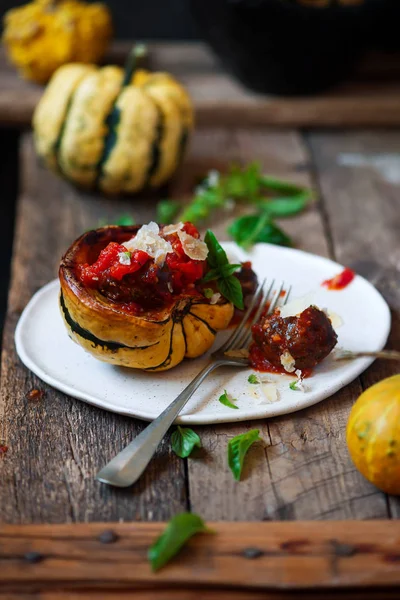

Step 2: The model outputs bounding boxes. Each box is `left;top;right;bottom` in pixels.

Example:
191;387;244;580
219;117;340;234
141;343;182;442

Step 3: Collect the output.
251;305;338;373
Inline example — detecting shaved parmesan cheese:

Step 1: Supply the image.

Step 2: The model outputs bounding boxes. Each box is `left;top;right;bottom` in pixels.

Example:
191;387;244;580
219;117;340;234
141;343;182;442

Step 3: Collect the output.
210;293;221;305
280;350;296;373
177;229;208;261
162;222;184;235
323;309;343;329
118;251;131;265
293;369;308;392
123;222;172;267
261;382;279;403
279;292;314;318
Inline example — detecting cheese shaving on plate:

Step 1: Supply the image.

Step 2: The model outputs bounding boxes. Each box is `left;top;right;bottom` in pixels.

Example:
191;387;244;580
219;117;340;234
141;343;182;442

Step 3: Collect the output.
122;222;172;267
261;382;279;403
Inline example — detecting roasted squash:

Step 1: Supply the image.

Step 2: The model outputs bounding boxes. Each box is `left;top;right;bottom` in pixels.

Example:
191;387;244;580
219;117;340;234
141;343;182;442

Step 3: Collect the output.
59;225;234;371
33;46;193;194
2;0;112;84
346;374;400;495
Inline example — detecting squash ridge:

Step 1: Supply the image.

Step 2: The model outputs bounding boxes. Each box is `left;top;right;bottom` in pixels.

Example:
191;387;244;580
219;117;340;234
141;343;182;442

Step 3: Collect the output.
188;310;217;335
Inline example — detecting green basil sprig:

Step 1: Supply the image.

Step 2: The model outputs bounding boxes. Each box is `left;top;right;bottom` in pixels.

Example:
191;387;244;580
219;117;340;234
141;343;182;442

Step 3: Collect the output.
227;429;262;481
156;199;180;224
218;390;239;410
171;426;201;458
204;230;243;309
154;162;311;250
248;374;260;384
148;512;212;572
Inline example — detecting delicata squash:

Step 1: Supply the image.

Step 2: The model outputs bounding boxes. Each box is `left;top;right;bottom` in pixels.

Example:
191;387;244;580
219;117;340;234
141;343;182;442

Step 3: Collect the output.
59;222;236;371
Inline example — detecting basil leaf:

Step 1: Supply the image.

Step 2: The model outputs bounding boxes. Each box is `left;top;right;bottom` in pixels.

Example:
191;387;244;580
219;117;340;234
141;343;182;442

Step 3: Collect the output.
248;374;260;384
148;512;212;571
229;214;292;249
156;199;180;224
171;426;201;458
218;276;244;310
258;193;309;218
260;176;306;195
219;263;242;277
218;390;239;410
228;212;270;249
203;264;241;282
289;381;299;391
225;162;261;200
202;268;219;283
227;429;262;481
204;229;229;269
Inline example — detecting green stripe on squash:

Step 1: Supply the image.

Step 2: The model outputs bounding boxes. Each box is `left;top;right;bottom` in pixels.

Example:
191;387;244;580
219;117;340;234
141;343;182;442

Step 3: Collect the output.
60;292;160;353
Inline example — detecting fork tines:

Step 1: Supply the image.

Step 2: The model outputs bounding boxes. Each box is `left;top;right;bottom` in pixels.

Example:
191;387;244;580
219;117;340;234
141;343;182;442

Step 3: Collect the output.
214;279;291;356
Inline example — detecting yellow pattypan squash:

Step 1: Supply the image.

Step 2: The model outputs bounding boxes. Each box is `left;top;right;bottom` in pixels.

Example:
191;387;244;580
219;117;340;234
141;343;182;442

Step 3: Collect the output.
347;374;400;495
2;0;113;84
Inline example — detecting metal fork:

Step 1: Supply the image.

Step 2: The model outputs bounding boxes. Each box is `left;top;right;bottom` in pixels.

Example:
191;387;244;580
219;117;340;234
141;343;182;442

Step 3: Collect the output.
96;279;289;488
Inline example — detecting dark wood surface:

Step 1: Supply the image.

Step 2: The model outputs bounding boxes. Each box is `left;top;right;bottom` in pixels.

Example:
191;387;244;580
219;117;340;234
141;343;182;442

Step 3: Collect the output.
0;128;399;526
2;521;400;598
2;42;400;128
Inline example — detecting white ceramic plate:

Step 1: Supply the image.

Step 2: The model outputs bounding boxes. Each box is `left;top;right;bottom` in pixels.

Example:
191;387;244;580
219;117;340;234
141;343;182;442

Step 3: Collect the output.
15;243;391;424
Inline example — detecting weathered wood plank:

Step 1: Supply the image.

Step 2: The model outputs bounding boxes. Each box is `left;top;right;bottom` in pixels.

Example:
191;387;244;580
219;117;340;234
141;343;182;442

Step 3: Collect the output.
2;521;400;597
0;135;187;523
2;43;400;128
307;130;400;517
179;129;387;520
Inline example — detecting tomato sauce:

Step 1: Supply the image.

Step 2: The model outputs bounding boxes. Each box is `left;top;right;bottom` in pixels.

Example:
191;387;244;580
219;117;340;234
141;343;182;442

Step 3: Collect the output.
249;343;286;374
322;267;355;291
76;223;207;314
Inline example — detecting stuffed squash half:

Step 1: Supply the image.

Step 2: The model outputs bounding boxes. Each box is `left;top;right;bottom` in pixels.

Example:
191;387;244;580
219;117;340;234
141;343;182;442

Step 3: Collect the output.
59;222;249;371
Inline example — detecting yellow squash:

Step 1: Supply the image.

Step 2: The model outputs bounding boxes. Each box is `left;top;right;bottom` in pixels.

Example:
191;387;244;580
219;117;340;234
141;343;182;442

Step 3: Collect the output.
2;0;112;84
346;374;400;495
59;226;233;371
33;47;193;194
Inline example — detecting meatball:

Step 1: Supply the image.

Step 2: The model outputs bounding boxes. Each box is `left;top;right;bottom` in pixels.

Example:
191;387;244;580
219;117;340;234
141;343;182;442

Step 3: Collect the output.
235;261;258;299
251;305;338;372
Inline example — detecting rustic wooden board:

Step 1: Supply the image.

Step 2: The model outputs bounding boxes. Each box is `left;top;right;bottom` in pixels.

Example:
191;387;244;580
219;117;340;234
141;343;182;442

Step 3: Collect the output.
0;135;188;523
2;521;400;598
1;42;400;128
307;130;400;518
1;127;398;525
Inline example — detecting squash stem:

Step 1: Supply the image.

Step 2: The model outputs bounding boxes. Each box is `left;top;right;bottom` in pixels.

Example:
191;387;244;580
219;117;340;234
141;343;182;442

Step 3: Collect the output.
122;43;147;87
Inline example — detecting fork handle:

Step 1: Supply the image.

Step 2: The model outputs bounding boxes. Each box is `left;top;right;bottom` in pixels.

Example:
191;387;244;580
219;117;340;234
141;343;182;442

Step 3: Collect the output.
96;360;224;488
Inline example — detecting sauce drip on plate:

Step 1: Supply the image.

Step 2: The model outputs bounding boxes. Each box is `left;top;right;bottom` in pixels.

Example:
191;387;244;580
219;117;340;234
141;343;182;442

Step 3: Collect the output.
322;267;355;290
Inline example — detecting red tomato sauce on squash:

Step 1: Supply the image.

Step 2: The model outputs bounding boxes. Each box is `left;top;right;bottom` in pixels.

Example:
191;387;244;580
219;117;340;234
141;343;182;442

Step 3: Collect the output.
76;222;207;314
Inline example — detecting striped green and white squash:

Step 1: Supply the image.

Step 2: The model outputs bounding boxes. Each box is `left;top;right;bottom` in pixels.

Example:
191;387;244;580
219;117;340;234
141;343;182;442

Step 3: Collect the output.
33;48;193;195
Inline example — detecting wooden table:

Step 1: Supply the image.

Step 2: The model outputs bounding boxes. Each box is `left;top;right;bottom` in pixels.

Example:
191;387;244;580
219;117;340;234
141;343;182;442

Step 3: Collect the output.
0;41;400;597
